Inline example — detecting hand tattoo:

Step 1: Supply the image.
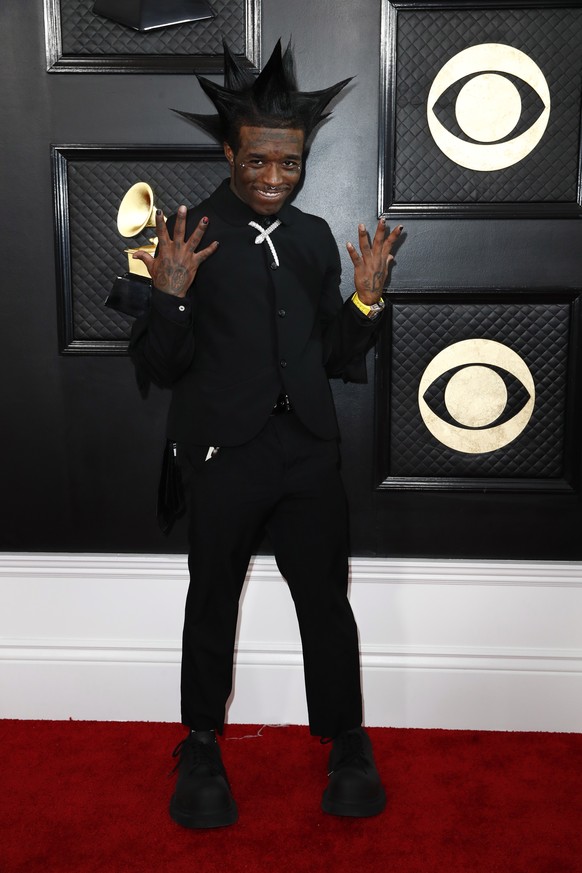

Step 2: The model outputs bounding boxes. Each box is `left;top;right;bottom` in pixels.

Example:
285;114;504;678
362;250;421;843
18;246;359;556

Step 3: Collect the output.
156;260;189;296
360;271;384;297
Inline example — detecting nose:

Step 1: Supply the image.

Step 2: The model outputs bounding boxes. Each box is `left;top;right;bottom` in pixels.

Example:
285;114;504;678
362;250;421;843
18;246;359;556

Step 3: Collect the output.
261;161;283;187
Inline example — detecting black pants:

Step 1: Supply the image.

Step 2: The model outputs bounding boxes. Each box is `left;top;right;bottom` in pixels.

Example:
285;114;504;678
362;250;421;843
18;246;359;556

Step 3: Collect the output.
178;412;363;737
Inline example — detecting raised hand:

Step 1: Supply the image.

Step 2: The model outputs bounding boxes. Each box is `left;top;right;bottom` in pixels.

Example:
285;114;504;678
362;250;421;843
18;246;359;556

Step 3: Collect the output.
347;219;403;305
131;205;219;298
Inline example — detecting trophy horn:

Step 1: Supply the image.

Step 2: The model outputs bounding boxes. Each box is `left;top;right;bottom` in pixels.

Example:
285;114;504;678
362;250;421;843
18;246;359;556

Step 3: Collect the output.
106;180;162;318
117;181;157;238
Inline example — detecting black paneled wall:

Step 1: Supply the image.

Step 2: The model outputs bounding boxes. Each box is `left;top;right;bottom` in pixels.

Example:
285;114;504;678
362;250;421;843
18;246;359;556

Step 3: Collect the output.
2;0;582;558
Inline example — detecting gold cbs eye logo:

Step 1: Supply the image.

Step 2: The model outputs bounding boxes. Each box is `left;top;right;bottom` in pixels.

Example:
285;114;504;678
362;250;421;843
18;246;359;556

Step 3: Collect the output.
418;339;535;454
427;43;551;171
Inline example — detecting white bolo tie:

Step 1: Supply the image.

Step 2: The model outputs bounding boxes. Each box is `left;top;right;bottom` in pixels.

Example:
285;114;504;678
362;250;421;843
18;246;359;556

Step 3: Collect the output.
248;219;282;268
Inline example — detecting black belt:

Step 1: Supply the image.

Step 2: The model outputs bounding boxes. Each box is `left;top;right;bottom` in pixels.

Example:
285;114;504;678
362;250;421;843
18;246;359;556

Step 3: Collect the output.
271;393;293;415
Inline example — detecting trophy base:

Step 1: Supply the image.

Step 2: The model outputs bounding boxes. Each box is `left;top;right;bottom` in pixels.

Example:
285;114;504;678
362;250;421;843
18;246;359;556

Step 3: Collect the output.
93;0;214;31
105;274;152;319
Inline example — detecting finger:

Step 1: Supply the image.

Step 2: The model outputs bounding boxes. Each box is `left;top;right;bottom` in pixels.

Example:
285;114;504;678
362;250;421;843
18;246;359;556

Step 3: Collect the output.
380;224;404;260
131;250;155;278
384;223;404;248
371;219;399;254
346;240;362;266
370;217;388;252
132;250;154;268
357;223;372;256
194;240;220;263
185;216;210;252
172;204;188;243
153;209;169;246
371;252;395;289
379;254;395;287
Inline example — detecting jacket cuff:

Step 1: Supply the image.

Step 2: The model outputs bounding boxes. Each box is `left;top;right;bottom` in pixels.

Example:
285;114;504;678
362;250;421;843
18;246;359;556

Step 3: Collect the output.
151;287;192;325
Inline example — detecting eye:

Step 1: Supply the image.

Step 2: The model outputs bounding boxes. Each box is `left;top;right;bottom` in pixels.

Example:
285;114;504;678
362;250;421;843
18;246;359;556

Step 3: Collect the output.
423;364;531;428
418;339;536;454
427;43;551;171
432;72;546;145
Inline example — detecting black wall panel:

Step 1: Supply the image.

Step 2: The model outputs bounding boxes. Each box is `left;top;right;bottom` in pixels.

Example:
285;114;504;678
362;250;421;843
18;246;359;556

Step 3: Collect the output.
2;0;582;558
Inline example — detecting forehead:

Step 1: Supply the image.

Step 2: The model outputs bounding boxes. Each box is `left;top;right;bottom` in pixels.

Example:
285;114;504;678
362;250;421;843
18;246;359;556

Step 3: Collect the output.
236;125;305;156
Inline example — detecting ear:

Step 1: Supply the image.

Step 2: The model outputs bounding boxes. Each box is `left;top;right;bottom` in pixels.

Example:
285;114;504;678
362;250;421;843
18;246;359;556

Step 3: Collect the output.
223;142;234;165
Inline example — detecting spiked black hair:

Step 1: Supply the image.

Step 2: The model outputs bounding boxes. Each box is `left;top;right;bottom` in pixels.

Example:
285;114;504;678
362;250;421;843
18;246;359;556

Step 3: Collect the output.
173;40;351;153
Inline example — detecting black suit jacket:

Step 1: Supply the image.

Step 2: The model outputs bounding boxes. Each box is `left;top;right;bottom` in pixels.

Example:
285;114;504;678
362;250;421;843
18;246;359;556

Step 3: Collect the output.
130;181;383;446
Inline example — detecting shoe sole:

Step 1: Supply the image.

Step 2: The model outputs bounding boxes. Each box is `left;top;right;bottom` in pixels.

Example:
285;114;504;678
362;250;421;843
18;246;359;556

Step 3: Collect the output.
169;796;238;829
321;788;387;818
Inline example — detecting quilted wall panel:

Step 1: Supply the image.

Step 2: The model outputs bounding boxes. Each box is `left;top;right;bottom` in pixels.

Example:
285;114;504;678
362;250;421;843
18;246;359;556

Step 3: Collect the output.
54;149;227;347
377;295;576;487
58;0;244;56
385;4;582;208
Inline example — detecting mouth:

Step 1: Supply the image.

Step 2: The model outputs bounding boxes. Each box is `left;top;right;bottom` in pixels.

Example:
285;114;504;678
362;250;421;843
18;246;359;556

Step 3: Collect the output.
255;187;288;200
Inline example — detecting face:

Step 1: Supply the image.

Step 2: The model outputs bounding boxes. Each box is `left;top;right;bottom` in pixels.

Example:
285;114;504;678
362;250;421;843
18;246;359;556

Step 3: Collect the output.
224;125;305;215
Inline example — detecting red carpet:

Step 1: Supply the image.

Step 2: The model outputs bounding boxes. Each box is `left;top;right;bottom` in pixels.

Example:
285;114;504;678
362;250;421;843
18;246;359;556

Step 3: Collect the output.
1;720;582;873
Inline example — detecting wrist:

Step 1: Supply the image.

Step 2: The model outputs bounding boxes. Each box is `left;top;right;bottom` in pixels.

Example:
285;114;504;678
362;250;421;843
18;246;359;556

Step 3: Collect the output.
355;291;380;307
352;292;385;318
153;284;188;299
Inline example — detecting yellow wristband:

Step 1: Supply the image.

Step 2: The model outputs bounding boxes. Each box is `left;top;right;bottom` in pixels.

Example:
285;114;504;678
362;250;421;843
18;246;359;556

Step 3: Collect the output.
351;292;372;316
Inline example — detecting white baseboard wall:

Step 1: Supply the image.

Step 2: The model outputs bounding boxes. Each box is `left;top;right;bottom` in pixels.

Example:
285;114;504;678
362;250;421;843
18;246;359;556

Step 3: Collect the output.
1;553;581;731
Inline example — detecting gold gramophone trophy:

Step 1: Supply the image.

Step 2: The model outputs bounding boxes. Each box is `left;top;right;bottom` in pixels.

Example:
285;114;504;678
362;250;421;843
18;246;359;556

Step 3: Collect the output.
118;181;159;277
105;181;162;318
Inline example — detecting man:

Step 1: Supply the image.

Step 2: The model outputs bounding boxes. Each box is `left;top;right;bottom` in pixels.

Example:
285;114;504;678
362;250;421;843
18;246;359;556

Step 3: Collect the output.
129;41;402;829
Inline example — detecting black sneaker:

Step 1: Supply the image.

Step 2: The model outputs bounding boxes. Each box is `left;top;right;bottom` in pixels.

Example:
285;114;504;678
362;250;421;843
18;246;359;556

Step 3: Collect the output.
321;727;386;817
169;730;238;828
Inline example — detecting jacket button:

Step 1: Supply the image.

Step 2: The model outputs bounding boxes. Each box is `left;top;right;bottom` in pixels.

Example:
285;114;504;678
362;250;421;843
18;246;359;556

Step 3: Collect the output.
278;309;286;317
270;262;278;270
280;359;287;368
